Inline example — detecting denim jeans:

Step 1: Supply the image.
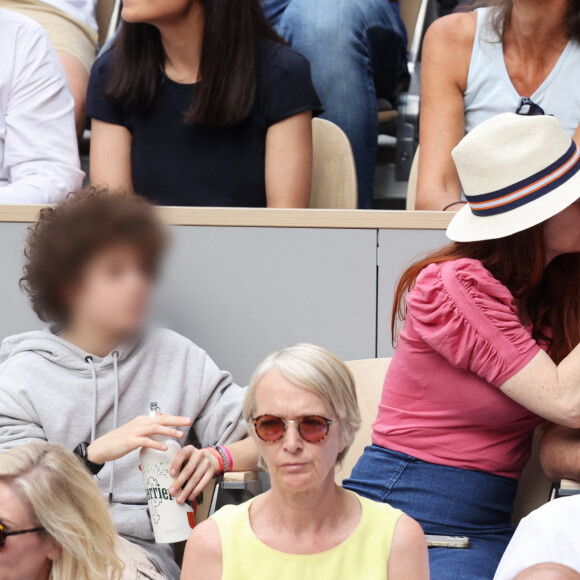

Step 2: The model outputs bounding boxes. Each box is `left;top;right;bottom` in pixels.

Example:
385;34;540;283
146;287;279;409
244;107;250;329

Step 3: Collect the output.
262;0;408;209
344;445;519;580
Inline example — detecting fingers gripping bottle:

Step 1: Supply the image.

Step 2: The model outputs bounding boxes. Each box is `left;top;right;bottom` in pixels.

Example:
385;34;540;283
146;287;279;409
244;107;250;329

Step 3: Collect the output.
140;402;195;543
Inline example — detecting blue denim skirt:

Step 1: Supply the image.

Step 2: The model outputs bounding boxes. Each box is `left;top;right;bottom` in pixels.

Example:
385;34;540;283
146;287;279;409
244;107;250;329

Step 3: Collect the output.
343;445;518;580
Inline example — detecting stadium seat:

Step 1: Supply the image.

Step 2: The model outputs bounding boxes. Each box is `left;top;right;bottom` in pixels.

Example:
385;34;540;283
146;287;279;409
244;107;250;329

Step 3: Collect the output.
553;478;580;498
336;358;391;484
310;118;358;209
406;146;420;210
512;429;553;525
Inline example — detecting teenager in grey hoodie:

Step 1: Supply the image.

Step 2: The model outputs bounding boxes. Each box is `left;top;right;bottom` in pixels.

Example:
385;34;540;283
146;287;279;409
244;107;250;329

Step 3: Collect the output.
0;190;259;579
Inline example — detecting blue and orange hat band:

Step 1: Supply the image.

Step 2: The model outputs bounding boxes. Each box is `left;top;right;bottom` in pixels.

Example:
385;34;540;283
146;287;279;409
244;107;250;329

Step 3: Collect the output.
465;141;580;217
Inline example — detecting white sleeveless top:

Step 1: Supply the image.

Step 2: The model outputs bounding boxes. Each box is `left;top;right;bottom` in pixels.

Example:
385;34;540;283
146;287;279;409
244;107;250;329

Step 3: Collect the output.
464;7;580;137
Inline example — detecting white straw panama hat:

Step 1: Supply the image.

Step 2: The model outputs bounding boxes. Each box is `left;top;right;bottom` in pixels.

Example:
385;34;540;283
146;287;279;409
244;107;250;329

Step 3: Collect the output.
446;113;580;242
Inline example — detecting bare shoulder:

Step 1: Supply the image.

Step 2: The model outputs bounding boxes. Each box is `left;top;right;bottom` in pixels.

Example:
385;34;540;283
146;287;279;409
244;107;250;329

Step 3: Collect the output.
424;12;477;49
185;519;221;555
387;515;429;580
422;12;477;91
393;514;426;547
182;519;223;580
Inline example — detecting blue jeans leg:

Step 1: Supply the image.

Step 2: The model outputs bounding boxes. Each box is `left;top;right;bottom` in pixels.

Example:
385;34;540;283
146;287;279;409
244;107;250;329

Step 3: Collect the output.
269;0;407;209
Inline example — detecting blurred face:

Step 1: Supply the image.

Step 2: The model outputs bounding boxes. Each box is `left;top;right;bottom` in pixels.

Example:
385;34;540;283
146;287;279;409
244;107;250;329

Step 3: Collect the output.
65;244;154;341
0;482;56;580
543;201;580;264
122;0;195;25
251;369;344;494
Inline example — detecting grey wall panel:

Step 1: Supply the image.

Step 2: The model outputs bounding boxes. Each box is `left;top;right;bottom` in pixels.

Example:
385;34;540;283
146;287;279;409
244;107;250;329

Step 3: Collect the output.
153;227;378;384
0;223;41;335
377;229;448;357
0;222;447;385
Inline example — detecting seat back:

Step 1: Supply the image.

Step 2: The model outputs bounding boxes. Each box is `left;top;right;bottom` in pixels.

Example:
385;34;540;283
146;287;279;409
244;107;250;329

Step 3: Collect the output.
512;429;552;525
310;118;358;209
406;145;420;210
96;0;122;47
336;358;391;484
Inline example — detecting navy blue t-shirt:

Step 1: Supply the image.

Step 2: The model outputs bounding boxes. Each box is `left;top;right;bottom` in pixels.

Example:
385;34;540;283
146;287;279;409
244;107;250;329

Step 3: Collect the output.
87;39;323;207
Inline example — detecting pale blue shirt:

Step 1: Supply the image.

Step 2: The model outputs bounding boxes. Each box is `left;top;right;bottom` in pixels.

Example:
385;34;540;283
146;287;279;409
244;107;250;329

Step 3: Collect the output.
464;7;580;138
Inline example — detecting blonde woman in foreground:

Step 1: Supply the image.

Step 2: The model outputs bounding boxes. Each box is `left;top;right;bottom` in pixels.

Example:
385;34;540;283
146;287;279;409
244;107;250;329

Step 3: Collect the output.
0;442;164;580
182;344;429;580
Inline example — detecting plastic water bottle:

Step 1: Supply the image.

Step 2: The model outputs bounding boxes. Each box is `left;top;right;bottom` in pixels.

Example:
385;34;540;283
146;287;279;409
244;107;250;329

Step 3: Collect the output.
140;402;195;543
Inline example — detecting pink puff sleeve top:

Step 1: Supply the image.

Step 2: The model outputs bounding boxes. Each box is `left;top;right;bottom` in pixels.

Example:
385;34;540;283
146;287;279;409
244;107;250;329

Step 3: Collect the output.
373;258;543;479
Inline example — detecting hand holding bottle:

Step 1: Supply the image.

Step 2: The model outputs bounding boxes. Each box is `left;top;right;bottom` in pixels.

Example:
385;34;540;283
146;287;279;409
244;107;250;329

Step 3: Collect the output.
168;446;222;503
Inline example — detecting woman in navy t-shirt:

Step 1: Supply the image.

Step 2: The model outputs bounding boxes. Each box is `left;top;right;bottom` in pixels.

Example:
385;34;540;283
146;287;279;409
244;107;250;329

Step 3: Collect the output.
87;0;323;207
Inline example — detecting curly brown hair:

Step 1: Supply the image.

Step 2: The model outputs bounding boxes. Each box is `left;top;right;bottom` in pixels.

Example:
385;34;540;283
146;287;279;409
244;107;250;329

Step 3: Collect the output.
20;188;167;324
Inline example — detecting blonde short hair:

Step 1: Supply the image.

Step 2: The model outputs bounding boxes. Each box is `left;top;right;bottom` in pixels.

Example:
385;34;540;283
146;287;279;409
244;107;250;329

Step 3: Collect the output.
0;442;124;580
244;344;362;464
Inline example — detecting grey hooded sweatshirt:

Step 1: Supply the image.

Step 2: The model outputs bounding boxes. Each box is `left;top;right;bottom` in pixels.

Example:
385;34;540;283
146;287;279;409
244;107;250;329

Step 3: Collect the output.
0;327;247;579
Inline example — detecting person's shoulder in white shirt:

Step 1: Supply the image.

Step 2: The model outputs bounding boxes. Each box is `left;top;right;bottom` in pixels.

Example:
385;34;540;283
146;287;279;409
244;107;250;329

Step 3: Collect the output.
0;8;84;204
494;495;580;580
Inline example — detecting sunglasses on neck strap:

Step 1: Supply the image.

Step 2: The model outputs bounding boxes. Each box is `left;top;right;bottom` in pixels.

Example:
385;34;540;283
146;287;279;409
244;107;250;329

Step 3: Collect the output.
516;97;545;116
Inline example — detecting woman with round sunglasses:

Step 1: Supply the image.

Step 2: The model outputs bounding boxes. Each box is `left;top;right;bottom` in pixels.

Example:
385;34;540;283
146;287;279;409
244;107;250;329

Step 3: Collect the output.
344;112;580;579
0;441;165;580
182;344;429;580
416;0;580;211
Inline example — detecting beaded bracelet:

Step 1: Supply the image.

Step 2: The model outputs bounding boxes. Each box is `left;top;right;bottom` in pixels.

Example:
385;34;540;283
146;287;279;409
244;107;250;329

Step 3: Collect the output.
217;445;233;472
204;447;225;475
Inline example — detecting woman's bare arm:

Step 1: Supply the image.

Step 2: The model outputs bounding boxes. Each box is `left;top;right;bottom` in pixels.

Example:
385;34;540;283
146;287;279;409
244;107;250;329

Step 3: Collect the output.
539;423;580;481
416;13;475;211
89;119;134;192
181;519;223;580
387;515;429;580
265;111;313;208
500;347;580;428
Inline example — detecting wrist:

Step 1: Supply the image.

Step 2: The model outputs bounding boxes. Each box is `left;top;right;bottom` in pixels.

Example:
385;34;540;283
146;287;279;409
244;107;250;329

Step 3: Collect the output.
203;447;225;475
74;442;104;476
86;442;106;466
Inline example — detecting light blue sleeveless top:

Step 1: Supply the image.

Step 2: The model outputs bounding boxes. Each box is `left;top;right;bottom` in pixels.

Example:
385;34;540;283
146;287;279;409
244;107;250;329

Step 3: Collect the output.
464;7;580;137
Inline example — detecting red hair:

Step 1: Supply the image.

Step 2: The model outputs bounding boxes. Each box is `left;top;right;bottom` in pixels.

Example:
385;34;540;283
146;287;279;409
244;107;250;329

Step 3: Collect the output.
392;224;580;364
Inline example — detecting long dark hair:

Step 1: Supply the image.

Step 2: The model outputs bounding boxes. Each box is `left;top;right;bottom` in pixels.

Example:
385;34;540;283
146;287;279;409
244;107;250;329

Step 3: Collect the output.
456;0;580;42
392;224;580;364
105;1;285;126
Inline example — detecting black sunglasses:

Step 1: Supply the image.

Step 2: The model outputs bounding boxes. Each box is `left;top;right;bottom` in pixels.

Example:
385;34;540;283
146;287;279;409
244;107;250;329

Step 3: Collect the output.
252;414;333;443
0;521;44;548
516;97;545;116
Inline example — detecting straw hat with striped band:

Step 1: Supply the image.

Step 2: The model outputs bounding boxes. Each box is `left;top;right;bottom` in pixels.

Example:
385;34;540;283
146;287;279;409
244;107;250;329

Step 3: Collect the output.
446;113;580;242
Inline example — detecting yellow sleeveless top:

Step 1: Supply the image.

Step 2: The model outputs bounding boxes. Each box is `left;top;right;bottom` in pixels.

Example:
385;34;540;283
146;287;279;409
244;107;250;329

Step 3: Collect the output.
210;492;402;580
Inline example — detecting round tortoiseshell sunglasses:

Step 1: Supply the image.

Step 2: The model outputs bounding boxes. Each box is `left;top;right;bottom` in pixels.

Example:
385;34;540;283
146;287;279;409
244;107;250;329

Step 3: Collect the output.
252;414;333;443
0;521;44;548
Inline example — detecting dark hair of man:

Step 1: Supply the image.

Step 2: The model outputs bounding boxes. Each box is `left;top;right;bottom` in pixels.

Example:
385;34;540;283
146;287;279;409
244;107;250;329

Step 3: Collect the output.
104;1;286;126
20;188;167;324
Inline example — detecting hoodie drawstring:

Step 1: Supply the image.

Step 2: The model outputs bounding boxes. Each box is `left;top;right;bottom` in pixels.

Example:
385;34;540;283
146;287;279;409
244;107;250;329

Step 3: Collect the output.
85;353;121;505
110;351;120;504
85;356;97;443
